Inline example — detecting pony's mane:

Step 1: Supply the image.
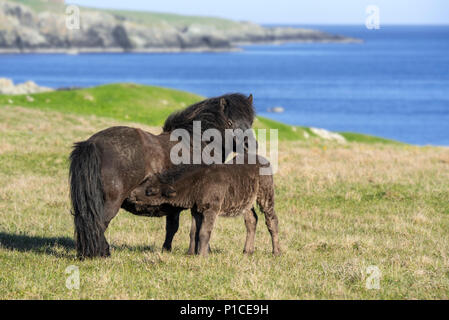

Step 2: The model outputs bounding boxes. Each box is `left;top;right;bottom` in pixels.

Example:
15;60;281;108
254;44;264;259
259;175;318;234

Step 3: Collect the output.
162;93;255;135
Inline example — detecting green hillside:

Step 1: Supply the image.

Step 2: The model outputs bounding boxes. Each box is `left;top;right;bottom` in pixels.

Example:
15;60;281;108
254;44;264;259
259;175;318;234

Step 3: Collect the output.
0;83;397;143
0;84;201;126
9;0;242;29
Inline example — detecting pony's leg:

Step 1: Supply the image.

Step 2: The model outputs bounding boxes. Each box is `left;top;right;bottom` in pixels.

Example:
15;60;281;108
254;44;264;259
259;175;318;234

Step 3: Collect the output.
188;214;197;255
101;200;121;257
162;210;181;252
197;209;218;257
98;167;130;257
243;208;258;255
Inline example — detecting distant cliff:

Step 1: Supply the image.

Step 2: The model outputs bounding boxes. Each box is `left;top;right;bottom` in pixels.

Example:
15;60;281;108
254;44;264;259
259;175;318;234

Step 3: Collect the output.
0;0;361;53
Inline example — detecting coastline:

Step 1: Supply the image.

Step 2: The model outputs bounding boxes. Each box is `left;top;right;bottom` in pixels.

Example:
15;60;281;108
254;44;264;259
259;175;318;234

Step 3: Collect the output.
0;0;362;55
0;47;242;54
0;38;362;55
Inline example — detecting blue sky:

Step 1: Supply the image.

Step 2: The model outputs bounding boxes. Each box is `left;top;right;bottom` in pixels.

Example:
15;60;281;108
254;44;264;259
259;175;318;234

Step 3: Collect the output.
70;0;449;24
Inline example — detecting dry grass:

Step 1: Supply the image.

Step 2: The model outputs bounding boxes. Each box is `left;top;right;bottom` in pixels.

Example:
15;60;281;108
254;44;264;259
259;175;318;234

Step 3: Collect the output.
1;106;449;299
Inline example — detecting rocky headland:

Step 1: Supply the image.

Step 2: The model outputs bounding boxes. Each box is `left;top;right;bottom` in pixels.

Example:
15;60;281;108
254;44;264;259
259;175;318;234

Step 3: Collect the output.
0;0;361;53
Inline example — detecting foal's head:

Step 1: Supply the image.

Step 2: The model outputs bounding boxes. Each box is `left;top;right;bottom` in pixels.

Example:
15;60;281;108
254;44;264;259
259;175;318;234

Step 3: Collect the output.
130;176;177;205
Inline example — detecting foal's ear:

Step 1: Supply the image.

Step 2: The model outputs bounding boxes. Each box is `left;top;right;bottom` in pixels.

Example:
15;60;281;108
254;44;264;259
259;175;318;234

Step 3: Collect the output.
219;98;226;112
163;186;177;198
248;94;253;104
146;187;160;197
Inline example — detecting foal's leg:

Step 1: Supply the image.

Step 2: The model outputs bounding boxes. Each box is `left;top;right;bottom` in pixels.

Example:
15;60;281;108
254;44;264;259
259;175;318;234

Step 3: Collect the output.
162;210;181;252
189;208;212;255
243;208;258;255
259;202;281;256
197;209;218;257
191;210;204;255
188;214;197;255
265;210;281;256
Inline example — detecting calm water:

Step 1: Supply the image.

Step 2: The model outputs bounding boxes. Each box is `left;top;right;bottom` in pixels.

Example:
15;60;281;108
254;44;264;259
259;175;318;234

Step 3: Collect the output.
1;25;448;145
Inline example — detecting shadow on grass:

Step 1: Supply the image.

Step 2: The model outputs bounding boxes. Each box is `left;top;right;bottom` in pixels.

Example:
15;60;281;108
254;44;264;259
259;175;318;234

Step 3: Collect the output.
112;244;155;252
0;232;156;258
0;232;75;258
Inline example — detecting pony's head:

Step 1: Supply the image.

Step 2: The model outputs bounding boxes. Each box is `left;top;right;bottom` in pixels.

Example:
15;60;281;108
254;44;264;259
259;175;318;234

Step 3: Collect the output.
219;93;255;133
163;93;256;161
163;93;255;133
218;94;258;156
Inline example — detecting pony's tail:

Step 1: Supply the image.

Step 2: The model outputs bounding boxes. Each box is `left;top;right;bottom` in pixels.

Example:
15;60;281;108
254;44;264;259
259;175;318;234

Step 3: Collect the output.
69;140;108;259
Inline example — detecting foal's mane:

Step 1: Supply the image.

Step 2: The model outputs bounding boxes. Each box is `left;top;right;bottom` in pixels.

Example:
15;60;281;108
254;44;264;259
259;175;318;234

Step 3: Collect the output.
162;93;255;135
156;164;208;185
156;154;271;187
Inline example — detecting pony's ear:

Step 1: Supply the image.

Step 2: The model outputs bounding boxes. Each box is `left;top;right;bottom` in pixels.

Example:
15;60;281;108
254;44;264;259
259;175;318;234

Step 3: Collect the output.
248;94;253;105
219;98;226;112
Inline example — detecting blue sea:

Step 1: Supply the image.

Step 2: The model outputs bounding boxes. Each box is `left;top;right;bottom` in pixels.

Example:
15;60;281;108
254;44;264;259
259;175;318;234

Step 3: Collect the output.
1;25;448;145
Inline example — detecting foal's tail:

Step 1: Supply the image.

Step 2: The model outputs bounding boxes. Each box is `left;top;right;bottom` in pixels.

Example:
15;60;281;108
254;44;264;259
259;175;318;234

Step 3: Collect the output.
69;140;107;259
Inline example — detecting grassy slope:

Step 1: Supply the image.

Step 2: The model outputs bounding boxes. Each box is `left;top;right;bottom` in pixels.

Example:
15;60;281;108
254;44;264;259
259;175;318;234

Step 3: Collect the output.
7;0;66;12
0;83;394;143
0;106;448;299
0;84;202;127
102;9;242;30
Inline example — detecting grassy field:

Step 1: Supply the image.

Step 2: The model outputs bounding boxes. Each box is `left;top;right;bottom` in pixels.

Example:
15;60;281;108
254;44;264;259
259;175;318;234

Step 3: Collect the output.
1;86;449;299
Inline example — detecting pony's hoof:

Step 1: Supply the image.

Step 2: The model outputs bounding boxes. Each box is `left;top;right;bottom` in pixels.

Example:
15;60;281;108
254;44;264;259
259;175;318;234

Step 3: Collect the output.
101;251;111;258
100;246;111;258
243;250;255;255
161;246;172;253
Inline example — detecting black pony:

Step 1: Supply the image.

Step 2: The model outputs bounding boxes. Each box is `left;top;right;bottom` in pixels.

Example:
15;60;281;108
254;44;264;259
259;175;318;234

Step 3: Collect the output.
69;93;255;258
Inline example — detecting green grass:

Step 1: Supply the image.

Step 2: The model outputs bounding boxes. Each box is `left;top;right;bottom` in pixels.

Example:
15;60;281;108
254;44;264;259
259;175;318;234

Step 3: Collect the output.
340;132;402;145
0;83;202;126
0;83;396;143
1;106;448;299
9;0;244;30
8;0;66;13
101;9;242;30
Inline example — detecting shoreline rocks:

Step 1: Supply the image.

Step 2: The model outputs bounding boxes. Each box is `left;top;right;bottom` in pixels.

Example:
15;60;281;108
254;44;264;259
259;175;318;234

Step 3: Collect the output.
0;77;53;95
310;127;346;143
267;106;285;113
